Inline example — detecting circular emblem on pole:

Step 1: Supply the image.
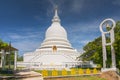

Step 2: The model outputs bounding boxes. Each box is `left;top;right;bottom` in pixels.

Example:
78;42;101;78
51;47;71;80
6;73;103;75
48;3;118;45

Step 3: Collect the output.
99;18;116;33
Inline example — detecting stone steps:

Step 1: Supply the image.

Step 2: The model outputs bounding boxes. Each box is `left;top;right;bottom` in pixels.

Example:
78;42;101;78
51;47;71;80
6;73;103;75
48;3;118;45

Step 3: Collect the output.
15;71;43;80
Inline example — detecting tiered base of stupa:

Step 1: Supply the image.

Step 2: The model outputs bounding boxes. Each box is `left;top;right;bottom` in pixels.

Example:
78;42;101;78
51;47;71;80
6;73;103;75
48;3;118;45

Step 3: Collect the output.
23;50;79;70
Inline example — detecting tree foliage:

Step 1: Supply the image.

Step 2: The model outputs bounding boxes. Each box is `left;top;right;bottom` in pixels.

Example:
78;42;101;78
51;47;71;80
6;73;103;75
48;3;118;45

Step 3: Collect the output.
80;37;103;67
17;56;23;61
0;39;9;50
113;21;120;69
80;21;120;68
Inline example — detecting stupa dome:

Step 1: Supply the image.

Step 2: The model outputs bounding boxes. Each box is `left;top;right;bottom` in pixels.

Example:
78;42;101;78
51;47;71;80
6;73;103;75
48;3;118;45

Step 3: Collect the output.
45;8;67;40
46;23;67;39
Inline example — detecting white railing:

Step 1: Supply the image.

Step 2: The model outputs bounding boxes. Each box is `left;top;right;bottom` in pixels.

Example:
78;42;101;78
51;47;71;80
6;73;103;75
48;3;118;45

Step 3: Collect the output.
17;61;97;70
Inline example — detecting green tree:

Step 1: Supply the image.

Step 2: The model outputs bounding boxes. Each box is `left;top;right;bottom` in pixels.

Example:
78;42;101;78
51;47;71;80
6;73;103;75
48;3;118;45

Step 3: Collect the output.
0;39;9;50
17;55;23;61
113;21;120;69
80;37;103;67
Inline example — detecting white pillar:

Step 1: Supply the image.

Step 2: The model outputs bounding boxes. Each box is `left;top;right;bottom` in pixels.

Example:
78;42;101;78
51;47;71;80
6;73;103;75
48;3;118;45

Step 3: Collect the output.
110;30;116;68
102;33;107;69
1;49;5;70
14;50;18;70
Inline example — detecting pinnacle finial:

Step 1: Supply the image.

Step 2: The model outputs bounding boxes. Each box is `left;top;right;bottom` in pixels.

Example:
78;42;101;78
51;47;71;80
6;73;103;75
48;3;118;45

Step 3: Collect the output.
55;6;58;17
52;6;60;22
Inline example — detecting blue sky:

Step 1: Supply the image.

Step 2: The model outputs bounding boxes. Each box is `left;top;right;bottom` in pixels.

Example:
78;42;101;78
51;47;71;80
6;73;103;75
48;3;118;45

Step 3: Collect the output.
0;0;120;55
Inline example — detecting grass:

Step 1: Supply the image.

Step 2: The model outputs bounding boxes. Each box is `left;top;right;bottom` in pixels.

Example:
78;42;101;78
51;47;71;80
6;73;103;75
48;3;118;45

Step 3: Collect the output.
0;66;14;76
0;73;14;76
44;76;106;80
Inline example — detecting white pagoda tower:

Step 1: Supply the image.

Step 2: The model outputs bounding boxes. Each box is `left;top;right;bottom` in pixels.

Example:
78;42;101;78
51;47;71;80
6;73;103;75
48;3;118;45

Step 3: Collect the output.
23;9;79;70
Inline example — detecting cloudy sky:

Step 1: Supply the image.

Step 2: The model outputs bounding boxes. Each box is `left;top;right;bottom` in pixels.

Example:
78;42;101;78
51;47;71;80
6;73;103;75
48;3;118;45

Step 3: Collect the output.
0;0;120;55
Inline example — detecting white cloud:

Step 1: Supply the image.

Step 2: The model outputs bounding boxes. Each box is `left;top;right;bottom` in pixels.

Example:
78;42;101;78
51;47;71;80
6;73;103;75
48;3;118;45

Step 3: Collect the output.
8;31;43;40
113;0;120;6
80;40;90;44
8;34;23;39
48;0;65;7
49;0;56;7
71;0;84;12
47;0;84;16
67;19;100;36
12;40;40;53
6;29;44;55
47;0;66;16
66;19;101;51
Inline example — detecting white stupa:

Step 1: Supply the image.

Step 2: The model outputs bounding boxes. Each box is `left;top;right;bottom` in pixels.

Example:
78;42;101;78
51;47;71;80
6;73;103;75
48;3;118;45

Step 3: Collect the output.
23;8;79;70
